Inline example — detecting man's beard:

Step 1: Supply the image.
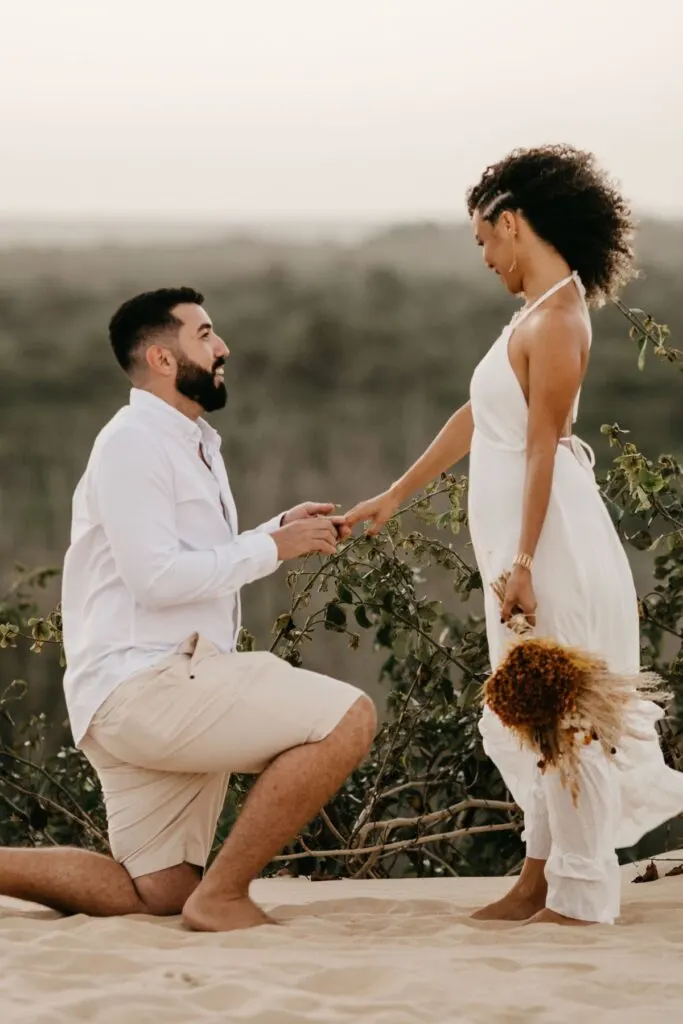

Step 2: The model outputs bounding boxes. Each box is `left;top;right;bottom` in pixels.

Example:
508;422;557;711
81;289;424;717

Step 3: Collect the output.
175;355;228;413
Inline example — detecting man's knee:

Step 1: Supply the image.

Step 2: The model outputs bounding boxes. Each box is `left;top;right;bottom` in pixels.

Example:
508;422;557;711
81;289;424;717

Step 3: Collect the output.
338;694;378;754
358;694;378;744
133;862;201;916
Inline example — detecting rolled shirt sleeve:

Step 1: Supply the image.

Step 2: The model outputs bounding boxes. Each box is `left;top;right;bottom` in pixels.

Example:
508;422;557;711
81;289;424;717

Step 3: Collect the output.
240;513;286;570
245;512;287;535
94;428;279;610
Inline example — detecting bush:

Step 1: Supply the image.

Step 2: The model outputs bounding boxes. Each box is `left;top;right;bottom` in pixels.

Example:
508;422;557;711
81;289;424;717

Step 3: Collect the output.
1;304;681;879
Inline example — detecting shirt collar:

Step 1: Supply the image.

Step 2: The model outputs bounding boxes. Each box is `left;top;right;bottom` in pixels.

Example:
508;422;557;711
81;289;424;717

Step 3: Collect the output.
129;389;222;452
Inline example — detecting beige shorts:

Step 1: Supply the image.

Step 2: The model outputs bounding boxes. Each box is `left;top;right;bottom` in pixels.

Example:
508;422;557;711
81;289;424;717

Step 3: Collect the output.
81;634;364;879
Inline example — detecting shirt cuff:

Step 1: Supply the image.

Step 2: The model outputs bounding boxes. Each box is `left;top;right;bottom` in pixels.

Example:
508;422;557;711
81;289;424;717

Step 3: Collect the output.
258;512;288;534
238;530;280;579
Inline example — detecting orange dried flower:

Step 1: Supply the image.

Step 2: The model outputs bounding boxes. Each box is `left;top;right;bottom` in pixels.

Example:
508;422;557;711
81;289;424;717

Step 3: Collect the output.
485;572;669;802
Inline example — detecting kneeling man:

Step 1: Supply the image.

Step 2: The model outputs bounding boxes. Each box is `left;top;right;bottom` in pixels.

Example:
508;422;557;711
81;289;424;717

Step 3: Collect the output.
1;287;375;932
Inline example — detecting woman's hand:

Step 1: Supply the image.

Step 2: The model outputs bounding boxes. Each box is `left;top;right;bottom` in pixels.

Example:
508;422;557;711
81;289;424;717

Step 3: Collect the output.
343;488;402;537
500;566;537;627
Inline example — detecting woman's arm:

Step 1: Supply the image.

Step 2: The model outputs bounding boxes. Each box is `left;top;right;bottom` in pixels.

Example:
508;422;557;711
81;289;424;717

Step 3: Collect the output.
517;312;585;558
391;402;474;503
344;402;473;535
501;310;586;621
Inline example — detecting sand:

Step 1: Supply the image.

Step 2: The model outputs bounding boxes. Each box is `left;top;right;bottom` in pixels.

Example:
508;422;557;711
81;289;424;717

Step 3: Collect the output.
1;854;682;1024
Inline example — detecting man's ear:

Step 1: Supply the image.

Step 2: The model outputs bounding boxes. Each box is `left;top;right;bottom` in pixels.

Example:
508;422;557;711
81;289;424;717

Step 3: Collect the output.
144;343;176;377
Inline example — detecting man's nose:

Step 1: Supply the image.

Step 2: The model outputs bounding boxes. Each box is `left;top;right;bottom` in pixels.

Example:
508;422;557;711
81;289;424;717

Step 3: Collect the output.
215;336;230;358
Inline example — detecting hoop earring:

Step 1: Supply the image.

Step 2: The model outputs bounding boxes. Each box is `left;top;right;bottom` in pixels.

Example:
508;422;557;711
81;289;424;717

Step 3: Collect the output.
508;236;518;274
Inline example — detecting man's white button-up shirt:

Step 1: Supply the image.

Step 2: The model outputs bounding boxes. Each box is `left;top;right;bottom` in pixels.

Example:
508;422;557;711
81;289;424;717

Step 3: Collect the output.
62;388;282;745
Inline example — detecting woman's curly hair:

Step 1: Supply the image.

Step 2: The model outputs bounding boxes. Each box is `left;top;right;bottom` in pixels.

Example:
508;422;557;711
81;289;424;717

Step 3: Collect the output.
466;144;636;305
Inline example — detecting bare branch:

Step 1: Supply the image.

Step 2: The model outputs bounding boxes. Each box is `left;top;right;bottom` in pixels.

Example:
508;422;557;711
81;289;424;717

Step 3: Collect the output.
356;798;516;846
272;822;518;862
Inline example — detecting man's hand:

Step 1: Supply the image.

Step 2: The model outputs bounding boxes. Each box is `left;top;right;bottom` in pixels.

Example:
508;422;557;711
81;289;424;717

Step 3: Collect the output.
272;516;341;561
282;502;336;525
281;502;349;539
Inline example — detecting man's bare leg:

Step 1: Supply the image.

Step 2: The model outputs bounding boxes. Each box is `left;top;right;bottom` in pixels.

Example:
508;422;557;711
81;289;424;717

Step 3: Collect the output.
470;857;548;921
0;847;200;917
182;695;377;933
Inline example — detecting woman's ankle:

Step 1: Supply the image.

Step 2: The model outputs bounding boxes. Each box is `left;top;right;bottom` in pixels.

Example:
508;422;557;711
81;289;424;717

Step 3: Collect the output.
515;857;548;898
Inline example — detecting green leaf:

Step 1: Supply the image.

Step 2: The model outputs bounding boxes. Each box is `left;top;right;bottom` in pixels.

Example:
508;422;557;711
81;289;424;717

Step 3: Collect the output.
354;605;374;629
450;510;464;534
386;517;400;537
336;583;354;604
668;532;683;552
637;337;648;371
375;622;393;647
237;627;256;652
633;486;652;511
422;600;444;622
272;613;295;636
637;467;665;494
324;602;347;631
630;530;653;551
392;631;412;660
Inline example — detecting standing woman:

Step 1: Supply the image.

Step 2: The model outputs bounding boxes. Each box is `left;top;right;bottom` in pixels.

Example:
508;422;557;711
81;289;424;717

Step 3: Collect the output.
343;145;683;925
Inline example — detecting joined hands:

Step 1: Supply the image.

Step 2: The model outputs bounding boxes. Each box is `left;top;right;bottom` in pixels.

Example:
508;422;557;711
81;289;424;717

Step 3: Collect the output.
273;502;345;561
272;489;403;562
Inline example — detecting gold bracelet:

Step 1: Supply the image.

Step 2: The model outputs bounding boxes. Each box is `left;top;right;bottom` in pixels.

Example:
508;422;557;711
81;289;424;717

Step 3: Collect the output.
512;552;533;572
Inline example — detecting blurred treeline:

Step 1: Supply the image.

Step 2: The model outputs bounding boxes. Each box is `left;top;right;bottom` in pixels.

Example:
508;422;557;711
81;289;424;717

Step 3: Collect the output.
1;219;682;742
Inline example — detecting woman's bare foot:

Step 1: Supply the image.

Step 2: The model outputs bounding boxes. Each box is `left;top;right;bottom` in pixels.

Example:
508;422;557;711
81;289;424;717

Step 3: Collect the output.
470;886;547;921
526;908;594;926
182;890;278;932
471;857;548;921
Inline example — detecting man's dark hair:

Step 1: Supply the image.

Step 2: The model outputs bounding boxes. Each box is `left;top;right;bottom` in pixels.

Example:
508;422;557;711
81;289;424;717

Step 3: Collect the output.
109;286;205;372
466;145;636;305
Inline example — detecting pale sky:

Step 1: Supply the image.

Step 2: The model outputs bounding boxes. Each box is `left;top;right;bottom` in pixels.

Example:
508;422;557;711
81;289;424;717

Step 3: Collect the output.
3;0;682;222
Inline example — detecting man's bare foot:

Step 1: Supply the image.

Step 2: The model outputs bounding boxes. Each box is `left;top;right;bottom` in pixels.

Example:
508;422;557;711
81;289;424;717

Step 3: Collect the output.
182;891;278;932
526;908;594;926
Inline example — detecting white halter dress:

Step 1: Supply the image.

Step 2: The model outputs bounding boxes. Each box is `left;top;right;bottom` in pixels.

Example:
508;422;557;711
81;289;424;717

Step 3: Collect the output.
469;273;683;923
